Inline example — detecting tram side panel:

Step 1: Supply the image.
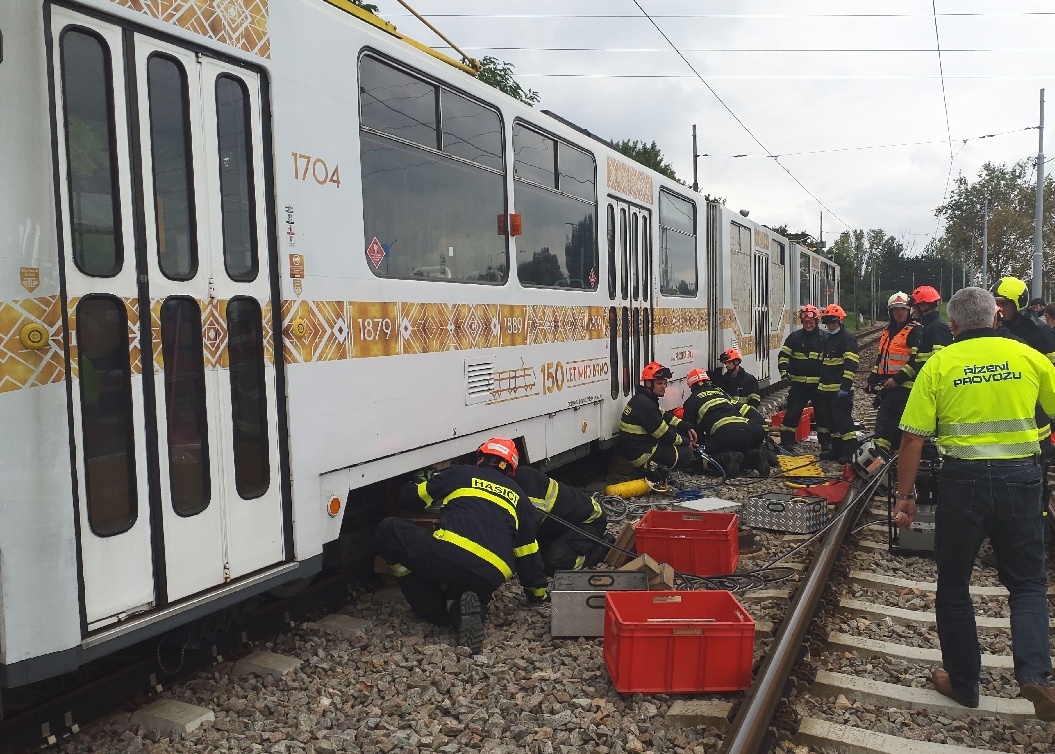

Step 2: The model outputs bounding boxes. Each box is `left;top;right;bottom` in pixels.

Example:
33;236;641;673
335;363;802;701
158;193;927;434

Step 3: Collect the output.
0;3;85;680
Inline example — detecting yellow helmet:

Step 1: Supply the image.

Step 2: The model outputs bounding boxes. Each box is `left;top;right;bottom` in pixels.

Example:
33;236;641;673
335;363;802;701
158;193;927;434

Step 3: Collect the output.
991;277;1029;311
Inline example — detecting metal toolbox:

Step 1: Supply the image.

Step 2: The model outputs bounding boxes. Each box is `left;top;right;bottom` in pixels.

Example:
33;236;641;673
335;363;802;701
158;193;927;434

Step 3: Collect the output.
741;492;829;534
550;571;649;638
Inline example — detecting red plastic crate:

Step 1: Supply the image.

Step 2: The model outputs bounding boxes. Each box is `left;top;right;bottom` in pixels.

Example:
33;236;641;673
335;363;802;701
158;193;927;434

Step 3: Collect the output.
769;406;813;442
603;590;755;693
634;510;738;576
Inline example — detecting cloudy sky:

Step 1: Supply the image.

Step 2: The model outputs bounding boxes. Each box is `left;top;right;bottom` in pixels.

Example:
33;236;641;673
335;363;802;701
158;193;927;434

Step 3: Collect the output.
371;0;1053;253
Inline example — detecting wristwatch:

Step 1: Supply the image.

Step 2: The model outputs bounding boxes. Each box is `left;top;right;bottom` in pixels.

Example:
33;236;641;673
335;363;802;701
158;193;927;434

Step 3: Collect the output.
896;492;917;500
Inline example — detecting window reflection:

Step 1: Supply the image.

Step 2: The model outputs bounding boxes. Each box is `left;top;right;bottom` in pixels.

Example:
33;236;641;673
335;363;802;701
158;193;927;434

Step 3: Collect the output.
161;297;210;515
216;75;258;282
658;190;697;297
360;57;438;149
227;299;269;499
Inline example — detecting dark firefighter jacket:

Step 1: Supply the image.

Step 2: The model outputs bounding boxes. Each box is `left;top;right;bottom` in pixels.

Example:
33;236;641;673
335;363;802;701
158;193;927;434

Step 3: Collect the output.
714;368;761;407
682;383;751;437
400;464;547;592
902;309;952;383
1000;312;1055;441
515;466;607;543
868;319;921;391
778;327;825;384
818;328;859;393
618;386;692;465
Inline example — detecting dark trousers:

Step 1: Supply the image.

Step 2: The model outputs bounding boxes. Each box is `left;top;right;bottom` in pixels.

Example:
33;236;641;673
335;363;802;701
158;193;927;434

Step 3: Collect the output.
648;443;696;471
705;423;765;455
781;382;817;445
540;518;609;576
935;459;1050;703
375;517;497;626
814;391;855;444
874;388;910;452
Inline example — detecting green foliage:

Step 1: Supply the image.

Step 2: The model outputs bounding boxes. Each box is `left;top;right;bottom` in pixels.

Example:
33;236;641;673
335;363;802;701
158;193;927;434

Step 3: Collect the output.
477;56;540;106
611;139;679;182
350;0;379;13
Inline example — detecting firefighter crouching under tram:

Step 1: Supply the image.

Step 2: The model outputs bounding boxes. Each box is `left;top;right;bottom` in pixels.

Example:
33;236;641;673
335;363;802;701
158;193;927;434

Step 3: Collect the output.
618;361;699;475
374;438;549;654
682;368;770;478
867;292;921;454
815;304;859;464
894;286;1055;720
777;305;825;452
514;465;611;576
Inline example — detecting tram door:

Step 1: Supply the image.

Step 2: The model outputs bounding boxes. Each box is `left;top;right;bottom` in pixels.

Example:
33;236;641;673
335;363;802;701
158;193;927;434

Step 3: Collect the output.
610;200;653;398
51;7;286;628
752;249;771;381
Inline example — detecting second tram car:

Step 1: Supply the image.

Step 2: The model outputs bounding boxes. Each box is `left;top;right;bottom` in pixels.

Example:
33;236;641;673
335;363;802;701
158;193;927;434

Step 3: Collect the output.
0;0;839;694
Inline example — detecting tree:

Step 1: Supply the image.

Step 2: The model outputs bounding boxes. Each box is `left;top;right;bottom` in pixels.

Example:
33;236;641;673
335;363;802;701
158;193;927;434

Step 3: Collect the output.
477;56;540;106
350;0;379;12
611;139;678;182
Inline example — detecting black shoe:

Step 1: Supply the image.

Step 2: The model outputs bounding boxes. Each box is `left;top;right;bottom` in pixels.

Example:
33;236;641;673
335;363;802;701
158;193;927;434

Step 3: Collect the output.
819;449;839;460
753;450;770;478
724;452;744;477
455;591;485;654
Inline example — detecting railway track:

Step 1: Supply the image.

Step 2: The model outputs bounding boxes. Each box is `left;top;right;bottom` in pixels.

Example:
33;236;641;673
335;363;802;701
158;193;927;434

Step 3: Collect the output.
17;323;1055;754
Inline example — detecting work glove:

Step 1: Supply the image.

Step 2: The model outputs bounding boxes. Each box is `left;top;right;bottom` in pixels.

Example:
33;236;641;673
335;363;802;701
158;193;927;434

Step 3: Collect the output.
525;586;550;605
837;389;849;399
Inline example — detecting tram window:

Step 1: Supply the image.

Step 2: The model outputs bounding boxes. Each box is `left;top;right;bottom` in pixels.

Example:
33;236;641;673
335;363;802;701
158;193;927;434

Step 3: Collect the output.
642;309;651;363
631;213;639;300
226;298;269;499
512;124;555;187
658;190;697;297
361;133;506;282
215;75;258;282
60;28;123;278
160;297;210;516
609;306;619;400
77;296;137;536
606;205;616;300
621;306;631;396
631;308;640;391
514;183;596;289
513;125;598;290
148;54;197;280
619;208;628;299
360;57;438;150
441;89;502;171
557;142;595;202
641;216;651;302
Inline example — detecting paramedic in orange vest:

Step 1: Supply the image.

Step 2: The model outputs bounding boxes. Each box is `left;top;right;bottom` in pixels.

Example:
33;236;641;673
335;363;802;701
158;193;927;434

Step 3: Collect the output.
866;291;922;454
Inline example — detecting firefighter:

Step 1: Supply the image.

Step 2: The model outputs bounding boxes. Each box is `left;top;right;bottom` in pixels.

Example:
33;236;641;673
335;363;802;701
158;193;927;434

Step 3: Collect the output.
816;304;859;463
514;465;610;576
867;291;922;453
906;285;953;379
894;286;1055;719
681;369;769;477
777;305;826;452
714;348;761;408
618;361;698;473
374;438;549;654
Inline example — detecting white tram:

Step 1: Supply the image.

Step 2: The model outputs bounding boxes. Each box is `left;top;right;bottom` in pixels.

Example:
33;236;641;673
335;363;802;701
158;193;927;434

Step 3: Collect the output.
0;0;839;688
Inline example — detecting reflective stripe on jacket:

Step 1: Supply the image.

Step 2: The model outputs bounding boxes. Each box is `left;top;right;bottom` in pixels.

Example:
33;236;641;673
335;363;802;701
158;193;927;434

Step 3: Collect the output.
682;384;751;436
818;328;859;392
515;465;607;544
899;328;1055;459
874;322;919;385
778;327;825;384
618;386;690;465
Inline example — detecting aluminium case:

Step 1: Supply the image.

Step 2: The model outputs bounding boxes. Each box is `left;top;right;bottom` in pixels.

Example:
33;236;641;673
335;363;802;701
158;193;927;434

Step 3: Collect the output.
550;571;649;637
741;492;829;533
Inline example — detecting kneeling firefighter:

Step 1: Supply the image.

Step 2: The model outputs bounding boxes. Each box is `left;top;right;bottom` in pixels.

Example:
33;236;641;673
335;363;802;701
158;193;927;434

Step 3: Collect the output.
374;438;549;654
618;361;698;474
681;368;769;477
514;465;610;576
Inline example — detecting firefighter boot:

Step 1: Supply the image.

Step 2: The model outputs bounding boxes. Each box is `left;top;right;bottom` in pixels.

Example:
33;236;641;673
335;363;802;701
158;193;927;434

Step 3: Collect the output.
779;431;797;453
820;437;842;461
453;591;485;655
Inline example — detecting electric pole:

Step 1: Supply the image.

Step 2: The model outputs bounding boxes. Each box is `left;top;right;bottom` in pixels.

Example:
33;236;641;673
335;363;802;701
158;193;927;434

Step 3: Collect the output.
1033;89;1046;299
692;125;699;193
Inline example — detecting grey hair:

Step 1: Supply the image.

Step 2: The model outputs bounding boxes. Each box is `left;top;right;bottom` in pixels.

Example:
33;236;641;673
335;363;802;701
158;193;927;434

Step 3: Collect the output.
946;286;997;331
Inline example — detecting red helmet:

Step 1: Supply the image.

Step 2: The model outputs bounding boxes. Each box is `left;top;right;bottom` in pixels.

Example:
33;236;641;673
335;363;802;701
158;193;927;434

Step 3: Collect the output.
686;368;710;387
911;285;941;305
799;305;821;320
821;304;846;319
671;406;685;420
641;361;673;382
477;438;519;474
720;348;742;363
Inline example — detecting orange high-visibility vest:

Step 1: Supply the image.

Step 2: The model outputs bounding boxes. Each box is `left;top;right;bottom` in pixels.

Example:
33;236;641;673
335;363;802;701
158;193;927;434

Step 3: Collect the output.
876;324;917;375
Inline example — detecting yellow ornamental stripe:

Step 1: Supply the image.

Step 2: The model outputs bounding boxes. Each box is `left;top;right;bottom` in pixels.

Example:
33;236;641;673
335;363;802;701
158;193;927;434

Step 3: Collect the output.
514;541;540;557
443;488;518;526
433;529;513;578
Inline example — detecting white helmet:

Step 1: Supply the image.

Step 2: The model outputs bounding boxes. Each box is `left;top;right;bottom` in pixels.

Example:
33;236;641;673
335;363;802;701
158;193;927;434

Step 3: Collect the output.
887;291;910;309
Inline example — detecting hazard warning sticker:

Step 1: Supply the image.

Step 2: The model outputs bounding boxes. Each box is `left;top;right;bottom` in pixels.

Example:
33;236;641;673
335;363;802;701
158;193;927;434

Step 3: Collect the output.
366;237;386;268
